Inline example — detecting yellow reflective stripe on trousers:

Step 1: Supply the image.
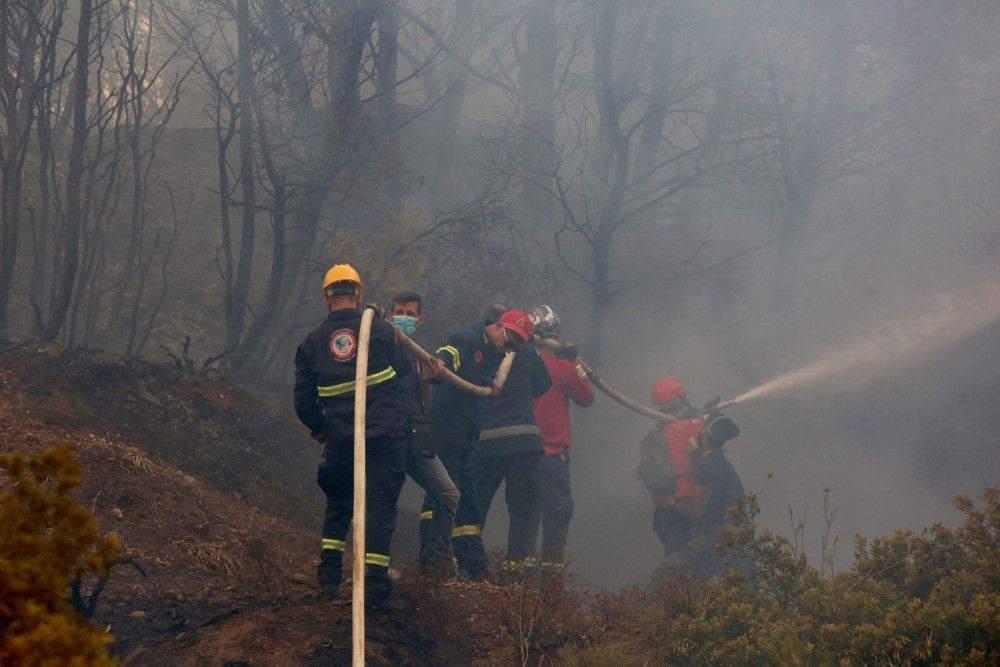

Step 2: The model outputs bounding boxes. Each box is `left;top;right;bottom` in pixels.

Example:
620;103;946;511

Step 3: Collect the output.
317;366;397;397
452;524;480;538
365;553;390;567
437;345;461;371
420;511;434;520
322;538;346;551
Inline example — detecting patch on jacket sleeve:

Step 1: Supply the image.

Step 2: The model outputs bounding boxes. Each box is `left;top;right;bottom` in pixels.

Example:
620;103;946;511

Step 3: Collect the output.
329;329;357;362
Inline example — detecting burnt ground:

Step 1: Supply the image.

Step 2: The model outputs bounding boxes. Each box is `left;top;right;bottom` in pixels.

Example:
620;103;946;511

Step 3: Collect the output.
0;346;538;665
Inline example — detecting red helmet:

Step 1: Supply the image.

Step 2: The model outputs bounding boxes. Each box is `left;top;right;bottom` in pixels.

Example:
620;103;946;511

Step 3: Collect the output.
652;376;687;404
499;309;533;342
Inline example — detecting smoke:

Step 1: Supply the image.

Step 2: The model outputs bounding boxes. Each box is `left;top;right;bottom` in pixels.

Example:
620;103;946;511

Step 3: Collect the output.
730;282;1000;406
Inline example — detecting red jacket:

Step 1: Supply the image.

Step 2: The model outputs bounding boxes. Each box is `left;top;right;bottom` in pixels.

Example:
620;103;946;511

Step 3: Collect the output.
532;350;595;455
663;418;703;500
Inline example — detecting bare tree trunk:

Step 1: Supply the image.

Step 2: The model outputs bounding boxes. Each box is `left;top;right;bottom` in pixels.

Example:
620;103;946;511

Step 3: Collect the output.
232;1;376;378
634;2;677;182
770;2;850;314
222;0;257;355
586;1;629;365
41;0;92;342
375;1;400;204
0;6;42;339
429;0;473;210
518;0;557;228
228;57;287;375
587;233;612;367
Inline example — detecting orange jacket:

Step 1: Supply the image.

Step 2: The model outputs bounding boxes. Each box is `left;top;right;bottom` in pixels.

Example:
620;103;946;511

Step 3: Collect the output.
662;417;703;501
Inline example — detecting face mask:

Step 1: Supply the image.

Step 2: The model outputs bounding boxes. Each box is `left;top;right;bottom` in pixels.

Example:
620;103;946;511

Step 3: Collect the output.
393;314;417;335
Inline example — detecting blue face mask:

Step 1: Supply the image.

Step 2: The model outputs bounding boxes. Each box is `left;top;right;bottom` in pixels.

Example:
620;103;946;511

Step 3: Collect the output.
393;314;417;336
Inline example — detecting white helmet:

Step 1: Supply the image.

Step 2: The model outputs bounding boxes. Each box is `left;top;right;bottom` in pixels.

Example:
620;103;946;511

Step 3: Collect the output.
529;305;561;339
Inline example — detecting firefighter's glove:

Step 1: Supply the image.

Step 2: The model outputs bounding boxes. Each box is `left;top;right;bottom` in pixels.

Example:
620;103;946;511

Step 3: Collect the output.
555;341;578;360
310;429;329;445
702;396;723;417
652;494;675;509
364;303;387;319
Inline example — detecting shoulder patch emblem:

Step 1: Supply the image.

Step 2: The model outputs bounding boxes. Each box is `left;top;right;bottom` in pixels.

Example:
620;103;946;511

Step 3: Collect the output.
329;328;357;362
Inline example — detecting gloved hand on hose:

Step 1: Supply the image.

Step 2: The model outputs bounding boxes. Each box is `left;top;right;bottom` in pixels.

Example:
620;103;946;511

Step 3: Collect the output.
364;302;387;319
553;341;578;360
702;396;723;417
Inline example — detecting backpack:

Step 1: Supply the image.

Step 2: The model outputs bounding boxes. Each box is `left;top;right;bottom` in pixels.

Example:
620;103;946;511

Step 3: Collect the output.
637;427;678;495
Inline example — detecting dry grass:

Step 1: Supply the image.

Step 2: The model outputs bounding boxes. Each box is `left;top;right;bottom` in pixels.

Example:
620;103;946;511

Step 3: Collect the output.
175;539;245;579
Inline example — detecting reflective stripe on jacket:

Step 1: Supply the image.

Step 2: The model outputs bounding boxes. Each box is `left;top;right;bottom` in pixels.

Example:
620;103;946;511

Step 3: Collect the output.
293;307;412;440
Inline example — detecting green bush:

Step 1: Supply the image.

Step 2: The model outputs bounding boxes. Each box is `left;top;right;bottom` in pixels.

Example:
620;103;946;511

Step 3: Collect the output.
562;489;1000;666
0;444;119;666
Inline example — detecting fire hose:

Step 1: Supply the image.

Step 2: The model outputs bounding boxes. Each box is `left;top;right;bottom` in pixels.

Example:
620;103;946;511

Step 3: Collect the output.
352;307;374;666
395;330;515;395
533;336;732;423
351;314;515;665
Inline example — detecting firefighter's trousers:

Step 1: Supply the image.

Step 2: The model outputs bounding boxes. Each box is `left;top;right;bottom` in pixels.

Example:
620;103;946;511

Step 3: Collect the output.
316;432;406;601
526;451;574;565
477;451;542;562
422;436;488;579
407;426;460;569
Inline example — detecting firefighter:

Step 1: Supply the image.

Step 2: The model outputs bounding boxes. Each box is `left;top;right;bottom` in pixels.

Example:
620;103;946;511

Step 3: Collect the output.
293;264;412;611
421;306;510;580
687;414;744;579
526;305;594;572
647;376;706;579
476;309;552;573
389;290;462;576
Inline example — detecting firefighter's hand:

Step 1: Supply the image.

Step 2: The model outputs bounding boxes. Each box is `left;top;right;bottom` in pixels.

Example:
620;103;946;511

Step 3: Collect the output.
652;494;675;508
364;303;387;319
702;396;722;416
422;358;446;381
674;488;709;520
555;341;578;360
310;429;328;445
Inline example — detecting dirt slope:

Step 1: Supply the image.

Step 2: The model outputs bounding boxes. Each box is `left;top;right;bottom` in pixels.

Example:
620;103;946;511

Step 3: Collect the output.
0;346;509;665
4;345;323;528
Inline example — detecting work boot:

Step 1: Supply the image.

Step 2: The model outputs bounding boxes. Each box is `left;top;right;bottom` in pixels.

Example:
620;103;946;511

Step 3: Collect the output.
365;594;410;615
422;557;459;581
318;579;341;601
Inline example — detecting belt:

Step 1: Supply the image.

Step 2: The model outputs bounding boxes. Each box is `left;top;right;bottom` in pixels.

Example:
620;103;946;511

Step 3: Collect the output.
478;424;540;441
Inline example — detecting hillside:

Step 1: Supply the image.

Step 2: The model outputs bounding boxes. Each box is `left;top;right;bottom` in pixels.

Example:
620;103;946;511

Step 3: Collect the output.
0;347;489;664
2;346;998;665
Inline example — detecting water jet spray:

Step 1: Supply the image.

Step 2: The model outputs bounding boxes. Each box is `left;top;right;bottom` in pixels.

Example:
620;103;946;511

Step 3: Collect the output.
728;283;1000;407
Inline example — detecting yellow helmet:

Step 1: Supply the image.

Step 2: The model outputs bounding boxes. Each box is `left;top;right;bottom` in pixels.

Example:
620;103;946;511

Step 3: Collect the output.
322;264;362;292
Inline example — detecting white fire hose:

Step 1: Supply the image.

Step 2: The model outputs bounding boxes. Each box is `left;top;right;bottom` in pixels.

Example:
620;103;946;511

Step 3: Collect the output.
534;337;736;423
352;307;374;666
350;314;515;666
396;329;515;395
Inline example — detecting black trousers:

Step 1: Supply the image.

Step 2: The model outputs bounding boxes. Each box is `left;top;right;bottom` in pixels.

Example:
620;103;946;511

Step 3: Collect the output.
421;436;488;578
526;451;574;564
316;432;406;600
476;451;541;562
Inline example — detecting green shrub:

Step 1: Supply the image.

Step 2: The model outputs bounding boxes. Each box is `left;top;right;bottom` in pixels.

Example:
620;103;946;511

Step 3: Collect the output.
0;444;119;666
618;489;1000;666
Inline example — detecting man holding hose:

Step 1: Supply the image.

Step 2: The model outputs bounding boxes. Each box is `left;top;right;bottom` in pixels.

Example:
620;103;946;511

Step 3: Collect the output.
420;306;513;580
526;305;594;573
293;264;412;611
389;290;462;577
